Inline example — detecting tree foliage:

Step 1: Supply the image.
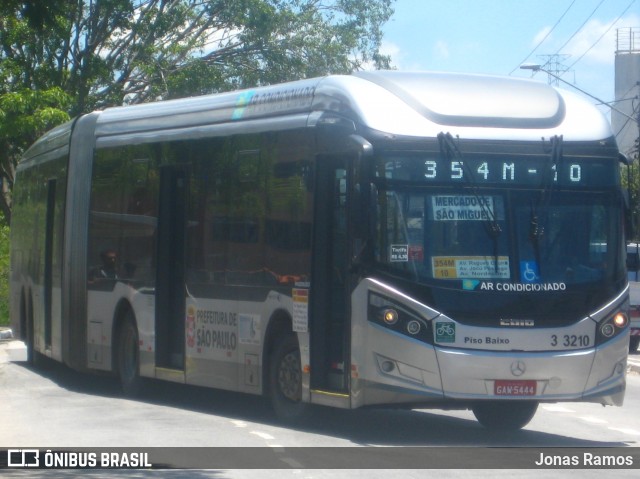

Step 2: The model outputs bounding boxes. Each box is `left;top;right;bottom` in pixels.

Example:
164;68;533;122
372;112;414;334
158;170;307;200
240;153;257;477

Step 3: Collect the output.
0;88;71;222
0;223;9;325
0;0;395;223
622;155;640;241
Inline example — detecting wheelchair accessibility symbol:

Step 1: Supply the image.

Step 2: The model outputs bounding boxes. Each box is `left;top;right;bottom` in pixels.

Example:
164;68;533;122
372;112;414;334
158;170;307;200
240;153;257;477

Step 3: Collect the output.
520;261;540;283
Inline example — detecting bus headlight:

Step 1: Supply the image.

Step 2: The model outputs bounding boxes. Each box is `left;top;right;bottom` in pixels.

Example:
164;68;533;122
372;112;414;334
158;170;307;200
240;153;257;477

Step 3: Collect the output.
613;312;628;328
596;311;628;345
368;293;432;344
601;323;615;338
382;308;399;325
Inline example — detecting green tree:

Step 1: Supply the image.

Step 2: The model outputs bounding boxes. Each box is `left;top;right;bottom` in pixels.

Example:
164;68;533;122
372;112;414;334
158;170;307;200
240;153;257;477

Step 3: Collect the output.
0;223;9;325
0;0;396;224
0;88;71;223
622;151;640;241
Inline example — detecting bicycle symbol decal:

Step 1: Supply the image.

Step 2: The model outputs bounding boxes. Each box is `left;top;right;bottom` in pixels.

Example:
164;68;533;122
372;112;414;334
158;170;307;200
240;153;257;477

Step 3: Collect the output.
435;322;456;343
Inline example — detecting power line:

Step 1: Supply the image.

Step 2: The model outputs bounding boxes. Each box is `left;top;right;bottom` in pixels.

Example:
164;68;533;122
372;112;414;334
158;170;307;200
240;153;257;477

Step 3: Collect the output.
615;109;635;138
508;0;577;75
564;0;637;72
611;81;640;105
554;0;605;56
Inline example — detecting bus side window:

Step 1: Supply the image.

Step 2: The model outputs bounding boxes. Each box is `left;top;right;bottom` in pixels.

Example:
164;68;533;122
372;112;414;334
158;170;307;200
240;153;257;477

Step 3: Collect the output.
627;252;640;272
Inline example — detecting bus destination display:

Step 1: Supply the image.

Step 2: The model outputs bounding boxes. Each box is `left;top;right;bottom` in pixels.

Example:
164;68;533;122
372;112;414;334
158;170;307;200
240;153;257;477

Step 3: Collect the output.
380;156;617;187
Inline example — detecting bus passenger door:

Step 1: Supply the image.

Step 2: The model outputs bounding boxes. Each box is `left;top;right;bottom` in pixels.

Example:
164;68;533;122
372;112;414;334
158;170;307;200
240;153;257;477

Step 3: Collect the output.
43;178;56;351
310;156;350;394
155;166;187;370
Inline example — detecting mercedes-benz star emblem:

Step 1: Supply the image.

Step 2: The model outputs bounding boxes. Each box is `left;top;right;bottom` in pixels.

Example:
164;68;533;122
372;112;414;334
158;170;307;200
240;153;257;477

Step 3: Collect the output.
511;360;526;377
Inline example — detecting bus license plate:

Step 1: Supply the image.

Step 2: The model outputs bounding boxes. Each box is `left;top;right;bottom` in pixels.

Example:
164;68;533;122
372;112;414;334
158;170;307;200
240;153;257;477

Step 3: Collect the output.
494;380;537;396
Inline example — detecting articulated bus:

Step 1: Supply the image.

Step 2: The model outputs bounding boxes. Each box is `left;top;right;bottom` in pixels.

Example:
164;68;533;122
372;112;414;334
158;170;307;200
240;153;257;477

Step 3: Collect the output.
10;71;631;430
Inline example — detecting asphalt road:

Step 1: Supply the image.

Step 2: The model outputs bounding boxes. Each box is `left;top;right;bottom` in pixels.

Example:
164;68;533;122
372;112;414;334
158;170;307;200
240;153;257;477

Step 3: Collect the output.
1;340;640;478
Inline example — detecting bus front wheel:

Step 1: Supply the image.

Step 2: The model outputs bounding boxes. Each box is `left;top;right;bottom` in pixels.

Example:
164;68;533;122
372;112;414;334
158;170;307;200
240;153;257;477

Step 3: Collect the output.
472;401;538;430
269;334;307;422
116;312;143;397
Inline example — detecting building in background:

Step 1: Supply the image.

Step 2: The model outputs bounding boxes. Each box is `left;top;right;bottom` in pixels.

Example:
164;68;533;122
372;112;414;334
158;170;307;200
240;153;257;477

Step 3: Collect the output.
613;27;640;161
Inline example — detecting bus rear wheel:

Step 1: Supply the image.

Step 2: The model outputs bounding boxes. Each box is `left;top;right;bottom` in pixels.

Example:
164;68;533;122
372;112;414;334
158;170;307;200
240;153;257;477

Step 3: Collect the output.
472;401;538;430
24;295;45;368
269;334;307;422
116;312;143;397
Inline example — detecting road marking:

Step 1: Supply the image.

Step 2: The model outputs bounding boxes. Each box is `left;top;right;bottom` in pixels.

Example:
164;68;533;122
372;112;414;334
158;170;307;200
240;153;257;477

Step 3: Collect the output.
608;427;640;435
279;457;304;468
251;431;275;440
579;416;608;424
541;405;575;413
230;420;247;428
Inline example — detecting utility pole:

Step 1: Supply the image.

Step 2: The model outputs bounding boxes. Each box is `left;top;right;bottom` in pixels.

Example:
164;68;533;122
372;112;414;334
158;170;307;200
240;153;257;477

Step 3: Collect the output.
614;27;640;239
614;28;640;161
535;54;573;86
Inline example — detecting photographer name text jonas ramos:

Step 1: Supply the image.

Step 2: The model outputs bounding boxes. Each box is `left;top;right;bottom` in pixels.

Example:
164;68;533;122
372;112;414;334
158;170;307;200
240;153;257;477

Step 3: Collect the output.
535;452;634;467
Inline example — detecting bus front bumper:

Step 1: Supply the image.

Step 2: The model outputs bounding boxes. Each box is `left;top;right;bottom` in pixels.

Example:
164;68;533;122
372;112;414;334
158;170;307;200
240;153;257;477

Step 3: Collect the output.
435;332;628;406
350;326;628;409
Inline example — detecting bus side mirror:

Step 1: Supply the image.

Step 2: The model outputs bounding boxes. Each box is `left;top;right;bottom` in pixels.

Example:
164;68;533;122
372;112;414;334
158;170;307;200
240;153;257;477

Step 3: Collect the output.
349;134;374;270
623;154;634;241
351;182;377;269
624;188;634;241
619;153;631;166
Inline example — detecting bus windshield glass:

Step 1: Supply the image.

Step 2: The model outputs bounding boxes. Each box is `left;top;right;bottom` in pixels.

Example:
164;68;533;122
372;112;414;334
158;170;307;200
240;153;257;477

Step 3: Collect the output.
373;153;625;320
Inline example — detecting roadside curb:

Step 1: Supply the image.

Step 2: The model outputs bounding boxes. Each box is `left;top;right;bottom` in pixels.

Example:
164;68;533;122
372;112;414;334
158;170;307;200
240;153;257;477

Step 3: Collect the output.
0;328;28;362
628;353;640;375
0;326;13;341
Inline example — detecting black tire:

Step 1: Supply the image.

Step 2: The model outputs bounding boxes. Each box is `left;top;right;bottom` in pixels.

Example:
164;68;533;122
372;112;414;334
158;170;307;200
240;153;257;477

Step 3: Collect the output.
116;312;144;397
24;296;35;365
472;401;538;431
630;336;640;353
269;334;308;422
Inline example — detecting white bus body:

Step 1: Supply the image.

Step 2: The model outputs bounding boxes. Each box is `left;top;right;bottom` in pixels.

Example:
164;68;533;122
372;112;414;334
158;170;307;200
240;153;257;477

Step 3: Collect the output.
10;71;630;430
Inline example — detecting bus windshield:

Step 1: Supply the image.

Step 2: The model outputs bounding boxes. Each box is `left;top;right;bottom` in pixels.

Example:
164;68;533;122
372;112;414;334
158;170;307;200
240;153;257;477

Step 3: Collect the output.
373;153;626;322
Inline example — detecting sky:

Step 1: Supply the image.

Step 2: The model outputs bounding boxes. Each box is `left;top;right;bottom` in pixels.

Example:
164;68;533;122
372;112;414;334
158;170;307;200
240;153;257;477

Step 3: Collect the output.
381;0;639;118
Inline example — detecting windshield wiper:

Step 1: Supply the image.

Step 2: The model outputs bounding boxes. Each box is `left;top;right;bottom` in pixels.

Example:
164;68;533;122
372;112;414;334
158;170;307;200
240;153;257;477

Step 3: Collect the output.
529;202;543;275
438;132;502;272
529;135;563;277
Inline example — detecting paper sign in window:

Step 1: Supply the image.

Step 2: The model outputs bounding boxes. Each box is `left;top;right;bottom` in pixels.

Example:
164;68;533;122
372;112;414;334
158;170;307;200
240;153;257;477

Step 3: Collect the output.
432;256;510;279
